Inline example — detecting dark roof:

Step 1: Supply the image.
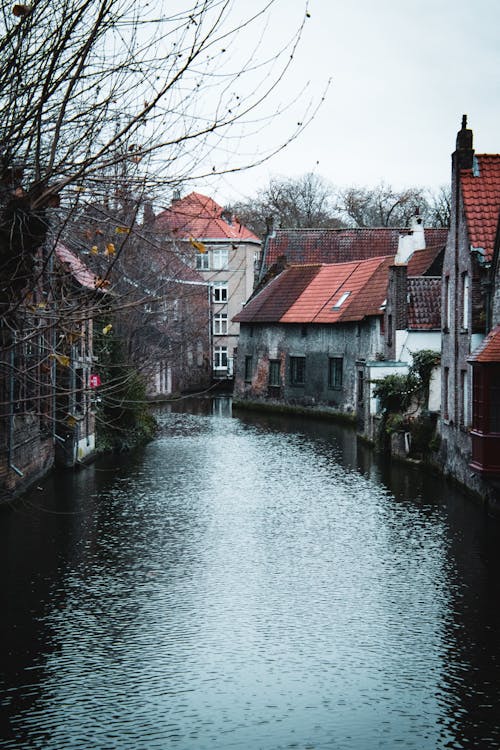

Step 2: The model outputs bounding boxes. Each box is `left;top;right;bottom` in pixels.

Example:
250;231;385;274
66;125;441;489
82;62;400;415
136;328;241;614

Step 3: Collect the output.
234;255;393;325
407;277;441;330
155;192;259;243
468;325;500;363
406;244;445;276
461;154;500;263
265;227;448;268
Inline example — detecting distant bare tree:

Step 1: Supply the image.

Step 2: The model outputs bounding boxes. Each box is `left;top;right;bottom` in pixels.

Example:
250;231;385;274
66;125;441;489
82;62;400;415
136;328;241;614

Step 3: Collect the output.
230;172;344;237
336;183;451;228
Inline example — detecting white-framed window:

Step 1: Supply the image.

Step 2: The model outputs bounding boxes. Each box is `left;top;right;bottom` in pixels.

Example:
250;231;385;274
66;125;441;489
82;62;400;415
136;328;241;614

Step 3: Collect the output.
213;312;228;335
187;344;194;366
212;246;229;270
332;291;350;309
462;272;469;330
196;251;210;270
173;298;179;321
213;281;228;303
213;346;228;370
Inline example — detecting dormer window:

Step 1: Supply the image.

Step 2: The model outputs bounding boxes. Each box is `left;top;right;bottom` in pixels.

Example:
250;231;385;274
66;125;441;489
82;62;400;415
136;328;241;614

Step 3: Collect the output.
332;291;350;309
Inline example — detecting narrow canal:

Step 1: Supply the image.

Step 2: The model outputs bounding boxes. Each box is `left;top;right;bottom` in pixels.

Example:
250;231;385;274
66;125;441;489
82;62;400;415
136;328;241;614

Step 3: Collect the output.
2;398;500;750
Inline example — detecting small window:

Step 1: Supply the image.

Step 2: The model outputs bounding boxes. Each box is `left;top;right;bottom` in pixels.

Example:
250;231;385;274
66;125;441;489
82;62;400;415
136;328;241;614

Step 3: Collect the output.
212;247;229;270
332;291;350;309
444;276;450;330
444;367;449;420
244;355;253;382
213;281;227;303
460;369;468;426
328;357;343;389
269;359;280;387
290;356;305;386
196;252;209;270
213;312;228;335
213;346;228;370
462;272;469;330
357;370;364;404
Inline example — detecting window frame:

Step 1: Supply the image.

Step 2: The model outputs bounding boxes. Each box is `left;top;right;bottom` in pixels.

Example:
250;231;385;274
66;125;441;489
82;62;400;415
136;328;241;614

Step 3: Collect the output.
195;251;210;271
213;346;228;370
244;355;253;382
212;246;229;270
213;281;228;303
328;356;343;389
289;356;305;386
269;359;281;387
213;312;228;335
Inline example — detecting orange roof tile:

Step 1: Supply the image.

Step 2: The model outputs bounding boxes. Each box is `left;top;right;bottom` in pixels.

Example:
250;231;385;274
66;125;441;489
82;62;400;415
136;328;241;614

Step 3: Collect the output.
468;325;500;363
234;256;393;325
461;155;500;263
155;191;259;243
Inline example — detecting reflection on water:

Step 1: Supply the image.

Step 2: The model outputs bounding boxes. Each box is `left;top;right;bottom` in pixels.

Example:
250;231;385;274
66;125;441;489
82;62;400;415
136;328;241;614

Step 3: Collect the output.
2;398;500;749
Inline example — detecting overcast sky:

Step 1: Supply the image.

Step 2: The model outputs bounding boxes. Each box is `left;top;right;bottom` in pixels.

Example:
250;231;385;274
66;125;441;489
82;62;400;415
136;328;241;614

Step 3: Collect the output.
203;0;500;204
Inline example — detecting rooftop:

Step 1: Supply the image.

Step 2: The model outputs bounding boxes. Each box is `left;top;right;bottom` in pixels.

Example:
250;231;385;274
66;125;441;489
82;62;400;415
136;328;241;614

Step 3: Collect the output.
265;227;448;269
155;192;260;243
407;277;441;330
468;325;500;363
234;255;394;325
461;154;500;263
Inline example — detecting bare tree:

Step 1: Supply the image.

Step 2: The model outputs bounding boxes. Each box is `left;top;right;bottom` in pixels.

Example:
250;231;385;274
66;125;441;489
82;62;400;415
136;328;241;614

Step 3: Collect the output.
336;183;451;228
0;0;320;490
230;172;343;236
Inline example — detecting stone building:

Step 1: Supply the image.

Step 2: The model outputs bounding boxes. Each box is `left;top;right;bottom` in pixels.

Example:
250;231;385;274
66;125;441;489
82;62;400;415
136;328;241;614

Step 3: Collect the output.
439;117;500;500
233;256;393;426
155;192;261;378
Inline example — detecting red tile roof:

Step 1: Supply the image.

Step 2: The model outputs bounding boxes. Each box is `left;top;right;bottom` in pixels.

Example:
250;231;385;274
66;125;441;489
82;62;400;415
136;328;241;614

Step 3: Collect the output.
468;325;500;363
155;192;259;243
406;244;445;276
461;154;500;263
234;255;393;325
265;227;448;268
55;243;100;290
407;277;441;330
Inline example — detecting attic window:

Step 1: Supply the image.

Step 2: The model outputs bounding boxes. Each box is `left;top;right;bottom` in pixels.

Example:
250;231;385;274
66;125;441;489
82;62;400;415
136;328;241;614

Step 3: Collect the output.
473;155;480;177
380;299;387;310
332;291;350;309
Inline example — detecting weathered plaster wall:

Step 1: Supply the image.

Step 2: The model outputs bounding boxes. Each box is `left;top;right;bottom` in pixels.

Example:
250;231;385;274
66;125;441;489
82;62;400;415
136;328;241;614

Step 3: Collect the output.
234;319;382;414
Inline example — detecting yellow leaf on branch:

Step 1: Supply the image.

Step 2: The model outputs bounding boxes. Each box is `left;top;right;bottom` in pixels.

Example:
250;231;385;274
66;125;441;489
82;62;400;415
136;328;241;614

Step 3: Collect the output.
189;237;206;253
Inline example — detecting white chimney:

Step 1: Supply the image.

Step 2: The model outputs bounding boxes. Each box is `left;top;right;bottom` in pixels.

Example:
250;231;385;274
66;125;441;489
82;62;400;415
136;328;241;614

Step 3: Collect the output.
394;214;426;265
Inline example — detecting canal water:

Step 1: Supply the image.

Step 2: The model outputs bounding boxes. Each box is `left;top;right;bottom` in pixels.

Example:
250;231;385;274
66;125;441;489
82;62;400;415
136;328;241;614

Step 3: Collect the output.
2;398;500;749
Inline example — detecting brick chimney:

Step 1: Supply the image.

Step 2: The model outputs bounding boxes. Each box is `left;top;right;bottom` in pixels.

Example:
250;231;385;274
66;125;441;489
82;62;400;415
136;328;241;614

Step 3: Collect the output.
453;114;474;172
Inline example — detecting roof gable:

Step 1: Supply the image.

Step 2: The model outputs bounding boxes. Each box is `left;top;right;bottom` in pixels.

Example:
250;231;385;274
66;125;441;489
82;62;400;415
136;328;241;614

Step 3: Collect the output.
154;191;259;243
461;154;500;263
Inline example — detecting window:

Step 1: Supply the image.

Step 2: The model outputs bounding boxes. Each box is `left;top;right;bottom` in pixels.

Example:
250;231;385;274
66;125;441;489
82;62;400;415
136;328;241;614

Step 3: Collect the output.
387;314;393;346
196;251;209;270
269;360;281;387
187;344;194;366
290;356;305;386
443;367;449;420
332;291;350;309
212;247;229;270
244;355;253;382
213;312;228;335
213;281;227;303
460;369;468;426
328;357;343;389
213;346;228;370
462;272;469;330
444;275;450;330
357;370;364;404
